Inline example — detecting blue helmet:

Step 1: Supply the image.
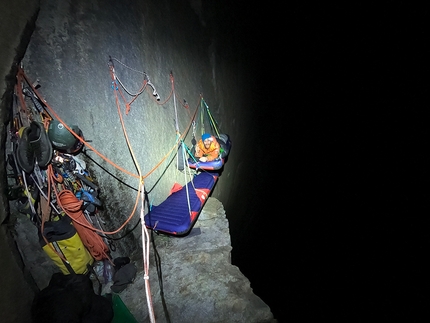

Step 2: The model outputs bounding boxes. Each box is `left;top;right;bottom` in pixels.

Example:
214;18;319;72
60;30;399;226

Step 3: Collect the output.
202;133;211;141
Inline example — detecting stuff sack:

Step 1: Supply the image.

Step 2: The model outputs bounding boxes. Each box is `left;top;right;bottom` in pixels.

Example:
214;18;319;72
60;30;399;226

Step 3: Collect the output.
41;215;94;274
31;272;113;323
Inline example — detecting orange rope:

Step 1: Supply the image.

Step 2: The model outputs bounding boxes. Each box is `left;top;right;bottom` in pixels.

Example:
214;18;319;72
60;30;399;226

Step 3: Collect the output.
19;66;199;180
47;165;141;236
18;66;201;242
15;77;28;114
108;65;200;179
16;69;52;124
118;79;147;115
57;189;110;261
47;165;111;262
40;164;69;265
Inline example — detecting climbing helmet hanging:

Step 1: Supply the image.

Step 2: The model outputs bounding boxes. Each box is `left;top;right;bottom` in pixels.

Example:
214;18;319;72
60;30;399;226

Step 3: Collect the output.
48;119;84;154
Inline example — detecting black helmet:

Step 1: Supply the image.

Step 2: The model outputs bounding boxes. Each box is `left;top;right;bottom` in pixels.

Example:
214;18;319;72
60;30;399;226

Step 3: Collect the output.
48;119;84;154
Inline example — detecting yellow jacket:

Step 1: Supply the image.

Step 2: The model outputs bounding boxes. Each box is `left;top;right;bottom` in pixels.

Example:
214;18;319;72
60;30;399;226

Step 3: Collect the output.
195;136;220;161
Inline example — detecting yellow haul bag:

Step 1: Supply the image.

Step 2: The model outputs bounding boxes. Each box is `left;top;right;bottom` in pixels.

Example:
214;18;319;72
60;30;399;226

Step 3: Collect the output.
41;215;93;275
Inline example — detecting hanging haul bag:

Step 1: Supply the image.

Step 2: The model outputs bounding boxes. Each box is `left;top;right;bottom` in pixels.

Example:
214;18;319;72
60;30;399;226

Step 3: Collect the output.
40;215;94;274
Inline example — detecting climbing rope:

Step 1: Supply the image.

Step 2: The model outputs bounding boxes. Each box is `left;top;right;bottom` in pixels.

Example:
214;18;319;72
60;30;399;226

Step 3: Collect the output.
16;61;221;323
46;164;111;262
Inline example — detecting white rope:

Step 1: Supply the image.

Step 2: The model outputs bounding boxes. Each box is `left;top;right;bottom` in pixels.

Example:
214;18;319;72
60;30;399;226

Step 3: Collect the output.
30;174;61;215
140;184;156;323
110;57;147;75
109;61;157;321
115;75;148;97
110;56;160;100
181;144;193;216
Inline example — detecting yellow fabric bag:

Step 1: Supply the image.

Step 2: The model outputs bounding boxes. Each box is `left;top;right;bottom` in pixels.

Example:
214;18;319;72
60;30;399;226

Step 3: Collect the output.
41;215;93;275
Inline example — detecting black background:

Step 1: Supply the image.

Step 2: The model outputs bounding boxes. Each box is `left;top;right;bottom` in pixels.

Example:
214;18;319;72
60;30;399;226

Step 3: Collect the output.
226;2;430;322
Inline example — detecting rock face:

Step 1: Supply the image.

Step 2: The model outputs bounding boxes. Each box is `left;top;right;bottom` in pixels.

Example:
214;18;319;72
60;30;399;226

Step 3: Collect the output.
10;196;275;322
0;0;278;321
115;197;274;322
